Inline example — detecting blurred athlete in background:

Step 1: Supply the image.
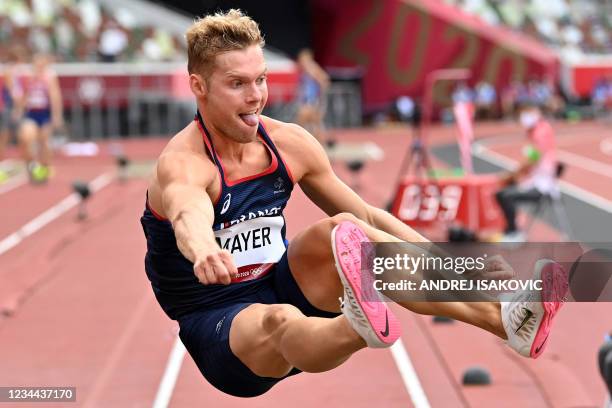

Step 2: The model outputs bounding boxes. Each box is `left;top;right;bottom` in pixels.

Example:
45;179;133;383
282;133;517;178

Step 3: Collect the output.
295;48;329;147
17;53;64;184
0;46;26;181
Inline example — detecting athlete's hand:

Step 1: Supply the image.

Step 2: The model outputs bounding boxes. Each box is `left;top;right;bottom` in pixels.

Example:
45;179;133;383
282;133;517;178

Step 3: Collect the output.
193;249;238;285
465;255;516;281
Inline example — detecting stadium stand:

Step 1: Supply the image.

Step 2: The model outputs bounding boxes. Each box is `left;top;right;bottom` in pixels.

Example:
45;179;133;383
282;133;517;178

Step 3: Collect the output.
1;0;610;131
444;0;612;55
0;0;299;140
0;0;187;62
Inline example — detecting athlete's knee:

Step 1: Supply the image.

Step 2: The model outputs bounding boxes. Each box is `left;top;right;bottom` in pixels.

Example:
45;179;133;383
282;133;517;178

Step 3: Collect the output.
301;213;361;250
300;213;359;241
329;212;360;228
262;304;303;334
18;123;36;142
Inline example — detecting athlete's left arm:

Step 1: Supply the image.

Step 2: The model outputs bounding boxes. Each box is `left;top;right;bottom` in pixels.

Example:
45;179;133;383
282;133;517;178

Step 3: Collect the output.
292;126;428;242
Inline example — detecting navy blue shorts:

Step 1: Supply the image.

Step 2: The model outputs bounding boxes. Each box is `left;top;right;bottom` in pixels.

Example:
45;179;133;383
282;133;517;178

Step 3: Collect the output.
25;109;51;127
177;249;339;398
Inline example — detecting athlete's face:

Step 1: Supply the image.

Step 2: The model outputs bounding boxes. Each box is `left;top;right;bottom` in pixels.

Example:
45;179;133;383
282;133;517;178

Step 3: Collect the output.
195;45;268;143
32;55;49;75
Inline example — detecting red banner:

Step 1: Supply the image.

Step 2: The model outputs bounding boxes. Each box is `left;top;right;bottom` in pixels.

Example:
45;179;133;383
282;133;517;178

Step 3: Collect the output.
391;174;504;231
312;0;558;112
561;59;612;98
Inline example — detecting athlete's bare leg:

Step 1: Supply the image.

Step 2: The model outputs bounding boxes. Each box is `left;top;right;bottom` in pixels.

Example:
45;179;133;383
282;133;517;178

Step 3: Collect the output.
18;120;37;164
229;212;506;379
37;124;53;166
229;303;365;376
0;129;8;161
287;212;506;339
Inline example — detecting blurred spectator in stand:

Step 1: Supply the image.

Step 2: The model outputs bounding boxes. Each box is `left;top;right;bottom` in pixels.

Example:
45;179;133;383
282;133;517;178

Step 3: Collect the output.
452;80;474;104
76;35;99;62
591;76;612;116
527;77;550;106
591;21;612;52
0;0;185;63
560;19;583;49
97;18;128;62
6;0;32;46
474;80;497;119
453;0;611;54
543;79;565;118
393;95;417;124
29;24;53;54
54;6;80;61
526;76;564;117
138;27;179;62
501;78;526;119
0;15;15;62
499;1;523;28
140;28;161;61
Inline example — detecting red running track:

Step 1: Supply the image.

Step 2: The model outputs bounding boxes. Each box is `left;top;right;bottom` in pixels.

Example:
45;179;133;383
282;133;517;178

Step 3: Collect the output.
0;122;609;407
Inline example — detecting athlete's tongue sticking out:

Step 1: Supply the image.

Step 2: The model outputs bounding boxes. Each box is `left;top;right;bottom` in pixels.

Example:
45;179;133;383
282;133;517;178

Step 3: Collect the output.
240;113;259;127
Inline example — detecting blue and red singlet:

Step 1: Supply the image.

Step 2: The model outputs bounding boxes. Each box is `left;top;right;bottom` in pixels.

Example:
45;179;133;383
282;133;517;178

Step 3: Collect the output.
141;112;295;320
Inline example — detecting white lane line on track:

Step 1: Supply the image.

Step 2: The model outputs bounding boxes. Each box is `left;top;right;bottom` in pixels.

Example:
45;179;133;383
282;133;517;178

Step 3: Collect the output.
474;139;612;178
152;336;186;408
0;159;27;195
390;339;431;408
558;181;612;214
472;143;516;168
83;294;151;408
472;143;612;214
556;150;612;177
0;172;114;256
0;174;27;195
152;334;429;408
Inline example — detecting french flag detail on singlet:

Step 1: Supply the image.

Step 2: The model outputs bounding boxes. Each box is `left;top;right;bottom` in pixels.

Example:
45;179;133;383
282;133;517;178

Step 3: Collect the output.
23;74;51;110
195;112;294;284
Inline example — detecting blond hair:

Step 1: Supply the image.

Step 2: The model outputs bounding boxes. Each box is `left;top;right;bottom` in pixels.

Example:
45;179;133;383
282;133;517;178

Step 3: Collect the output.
186;9;265;76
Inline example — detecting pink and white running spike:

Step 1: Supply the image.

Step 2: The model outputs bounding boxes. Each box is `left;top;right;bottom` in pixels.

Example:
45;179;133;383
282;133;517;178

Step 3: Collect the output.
331;221;401;348
502;259;568;358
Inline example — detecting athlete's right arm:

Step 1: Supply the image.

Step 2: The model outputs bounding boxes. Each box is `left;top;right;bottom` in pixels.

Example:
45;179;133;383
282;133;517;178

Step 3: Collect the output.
157;151;237;285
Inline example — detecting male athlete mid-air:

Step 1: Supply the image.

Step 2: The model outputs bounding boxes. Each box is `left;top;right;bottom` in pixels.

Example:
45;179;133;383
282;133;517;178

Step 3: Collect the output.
141;10;568;397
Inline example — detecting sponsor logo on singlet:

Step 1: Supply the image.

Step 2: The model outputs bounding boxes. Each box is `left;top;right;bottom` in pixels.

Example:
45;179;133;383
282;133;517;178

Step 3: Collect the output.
273;177;286;194
220;193;231;215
